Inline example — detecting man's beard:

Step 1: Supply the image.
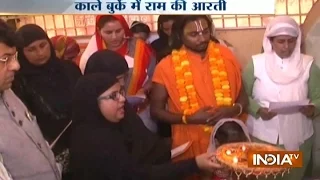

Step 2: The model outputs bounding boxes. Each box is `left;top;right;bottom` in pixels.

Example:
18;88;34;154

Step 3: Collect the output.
185;41;209;53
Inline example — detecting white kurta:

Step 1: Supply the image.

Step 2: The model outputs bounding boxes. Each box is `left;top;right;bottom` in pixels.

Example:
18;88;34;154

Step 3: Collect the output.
247;53;314;150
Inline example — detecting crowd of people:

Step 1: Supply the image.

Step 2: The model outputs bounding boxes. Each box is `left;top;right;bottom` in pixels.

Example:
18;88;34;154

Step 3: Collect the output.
0;14;318;180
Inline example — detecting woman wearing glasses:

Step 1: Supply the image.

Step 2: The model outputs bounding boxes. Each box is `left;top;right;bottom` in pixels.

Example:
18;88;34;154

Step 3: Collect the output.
84;49;157;132
70;73;223;180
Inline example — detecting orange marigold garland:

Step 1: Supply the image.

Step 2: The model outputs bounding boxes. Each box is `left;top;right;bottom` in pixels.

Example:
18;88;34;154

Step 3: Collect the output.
173;41;233;133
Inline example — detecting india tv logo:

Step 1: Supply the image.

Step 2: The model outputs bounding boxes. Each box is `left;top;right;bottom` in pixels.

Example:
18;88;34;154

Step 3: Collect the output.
247;151;303;168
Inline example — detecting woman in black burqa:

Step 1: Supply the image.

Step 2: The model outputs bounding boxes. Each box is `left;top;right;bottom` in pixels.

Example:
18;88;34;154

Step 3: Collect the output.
86;49;170;136
70;73;222;180
84;49;158;132
84;49;130;89
84;49;168;160
12;24;81;179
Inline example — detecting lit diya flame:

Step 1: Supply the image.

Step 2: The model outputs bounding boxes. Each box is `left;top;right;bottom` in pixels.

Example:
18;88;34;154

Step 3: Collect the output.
267;157;273;163
233;157;238;164
241;145;246;151
226;150;232;155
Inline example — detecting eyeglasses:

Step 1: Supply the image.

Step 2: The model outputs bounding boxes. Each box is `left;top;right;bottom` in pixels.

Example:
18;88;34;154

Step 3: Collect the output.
98;89;126;101
0;53;17;67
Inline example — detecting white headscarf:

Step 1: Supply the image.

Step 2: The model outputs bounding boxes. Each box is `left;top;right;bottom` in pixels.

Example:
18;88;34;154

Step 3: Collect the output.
263;17;314;150
263;16;304;84
207;118;251;152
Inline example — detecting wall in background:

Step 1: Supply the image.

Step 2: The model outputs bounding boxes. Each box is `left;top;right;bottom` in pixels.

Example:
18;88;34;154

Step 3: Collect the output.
75;28;266;68
12;0;319;38
216;28;265;67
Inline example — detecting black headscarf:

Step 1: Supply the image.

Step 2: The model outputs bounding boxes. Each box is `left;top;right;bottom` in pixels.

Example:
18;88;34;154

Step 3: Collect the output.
12;24;81;155
70;73;196;180
71;73;128;179
14;24;73;116
84;49;129;76
72;73;119;127
77;68;171;165
16;24;60;75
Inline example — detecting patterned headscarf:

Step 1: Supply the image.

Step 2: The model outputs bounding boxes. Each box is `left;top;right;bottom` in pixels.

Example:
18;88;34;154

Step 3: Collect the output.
208;118;251;179
51;35;80;61
207;118;251;152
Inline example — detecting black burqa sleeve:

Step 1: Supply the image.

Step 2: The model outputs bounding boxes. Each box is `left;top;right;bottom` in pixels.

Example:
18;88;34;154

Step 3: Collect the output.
70;73;200;180
71;126;200;180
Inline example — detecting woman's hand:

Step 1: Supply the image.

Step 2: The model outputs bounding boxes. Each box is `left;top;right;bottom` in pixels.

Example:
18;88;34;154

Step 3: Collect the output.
300;105;315;118
258;108;277;120
195;153;222;173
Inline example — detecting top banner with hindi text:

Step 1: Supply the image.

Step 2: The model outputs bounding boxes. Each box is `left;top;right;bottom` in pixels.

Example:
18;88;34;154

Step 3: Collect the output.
0;0;276;15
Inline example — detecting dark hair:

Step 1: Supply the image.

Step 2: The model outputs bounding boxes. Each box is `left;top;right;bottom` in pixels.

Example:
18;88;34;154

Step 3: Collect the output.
158;15;177;24
170;15;218;50
215;122;248;145
97;15;117;29
0;19;20;48
130;21;150;35
157;15;177;36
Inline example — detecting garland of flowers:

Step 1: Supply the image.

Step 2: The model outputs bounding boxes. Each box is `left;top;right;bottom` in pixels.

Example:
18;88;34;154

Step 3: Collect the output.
172;41;233;133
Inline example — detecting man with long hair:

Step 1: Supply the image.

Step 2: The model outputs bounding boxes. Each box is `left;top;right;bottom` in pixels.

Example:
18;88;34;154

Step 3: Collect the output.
150;15;248;179
151;15;177;63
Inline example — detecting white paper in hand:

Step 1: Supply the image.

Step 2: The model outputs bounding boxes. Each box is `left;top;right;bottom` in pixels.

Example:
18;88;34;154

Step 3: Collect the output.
171;141;192;159
269;100;310;114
